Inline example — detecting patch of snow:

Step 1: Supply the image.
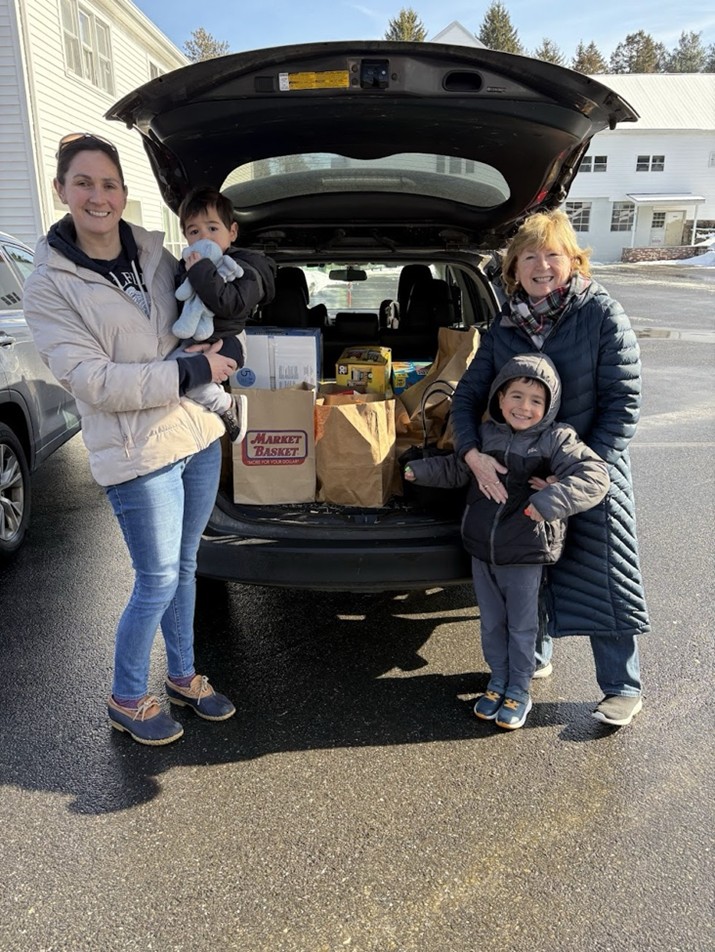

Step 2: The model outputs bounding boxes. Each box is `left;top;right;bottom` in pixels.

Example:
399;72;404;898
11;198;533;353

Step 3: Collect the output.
657;249;715;266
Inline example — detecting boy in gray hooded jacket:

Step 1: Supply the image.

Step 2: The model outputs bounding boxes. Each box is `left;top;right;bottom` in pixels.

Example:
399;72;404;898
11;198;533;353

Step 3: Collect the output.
405;353;609;729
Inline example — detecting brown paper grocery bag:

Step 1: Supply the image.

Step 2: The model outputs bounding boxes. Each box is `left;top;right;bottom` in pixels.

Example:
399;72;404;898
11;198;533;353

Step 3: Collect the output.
232;386;316;504
399;326;479;419
315;395;396;507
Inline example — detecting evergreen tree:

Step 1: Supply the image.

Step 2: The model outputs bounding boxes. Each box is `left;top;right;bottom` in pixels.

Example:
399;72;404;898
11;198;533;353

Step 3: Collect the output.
705;44;715;71
183;27;230;62
532;38;566;66
572;41;608;74
384;8;427;41
477;1;524;54
667;31;707;72
609;31;667;73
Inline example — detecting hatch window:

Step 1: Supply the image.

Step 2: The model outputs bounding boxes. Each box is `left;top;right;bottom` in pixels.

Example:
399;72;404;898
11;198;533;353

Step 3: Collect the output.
222;153;509;208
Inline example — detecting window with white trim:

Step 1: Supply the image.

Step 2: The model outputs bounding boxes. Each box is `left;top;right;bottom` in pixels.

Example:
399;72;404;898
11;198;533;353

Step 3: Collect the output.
579;155;607;173
636;155;665;172
565;202;591;232
149;61;164;80
60;0;114;94
651;211;666;228
611;202;635;232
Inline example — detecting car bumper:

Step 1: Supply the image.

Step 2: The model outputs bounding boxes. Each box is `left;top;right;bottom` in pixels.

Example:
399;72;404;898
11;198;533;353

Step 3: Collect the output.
197;533;471;592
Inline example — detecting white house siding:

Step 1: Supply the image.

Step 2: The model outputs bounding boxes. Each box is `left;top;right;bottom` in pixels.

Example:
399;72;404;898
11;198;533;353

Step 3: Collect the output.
567;129;714;261
1;0;187;248
563;74;715;262
0;0;44;243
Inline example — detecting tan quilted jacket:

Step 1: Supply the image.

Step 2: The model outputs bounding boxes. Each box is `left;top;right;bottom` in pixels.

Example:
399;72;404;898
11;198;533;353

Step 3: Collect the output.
23;223;224;486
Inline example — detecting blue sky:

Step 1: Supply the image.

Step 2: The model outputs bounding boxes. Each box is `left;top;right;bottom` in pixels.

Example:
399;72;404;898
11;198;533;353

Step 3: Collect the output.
130;0;715;62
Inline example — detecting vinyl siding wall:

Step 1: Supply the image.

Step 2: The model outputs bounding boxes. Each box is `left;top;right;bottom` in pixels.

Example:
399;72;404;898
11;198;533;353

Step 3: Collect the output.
1;0;186;248
0;0;44;244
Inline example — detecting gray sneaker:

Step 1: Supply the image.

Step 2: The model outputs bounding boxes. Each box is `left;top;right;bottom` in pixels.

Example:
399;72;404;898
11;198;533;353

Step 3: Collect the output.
532;661;553;679
592;695;643;726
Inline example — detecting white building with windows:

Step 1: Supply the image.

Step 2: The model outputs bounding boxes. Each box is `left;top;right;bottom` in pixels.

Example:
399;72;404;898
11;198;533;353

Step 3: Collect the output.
563;73;715;262
0;0;188;253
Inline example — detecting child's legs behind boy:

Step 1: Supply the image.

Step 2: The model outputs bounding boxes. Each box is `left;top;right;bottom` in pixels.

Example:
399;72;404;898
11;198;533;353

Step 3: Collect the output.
472;559;542;699
166;342;232;414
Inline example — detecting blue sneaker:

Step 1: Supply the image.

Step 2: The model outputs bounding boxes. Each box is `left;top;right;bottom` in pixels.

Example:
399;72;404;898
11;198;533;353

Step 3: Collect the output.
166;675;236;721
108;695;184;746
495;695;533;730
474;689;505;721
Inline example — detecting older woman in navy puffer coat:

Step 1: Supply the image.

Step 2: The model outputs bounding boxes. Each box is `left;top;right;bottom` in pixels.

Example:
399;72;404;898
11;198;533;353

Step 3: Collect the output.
451;210;649;727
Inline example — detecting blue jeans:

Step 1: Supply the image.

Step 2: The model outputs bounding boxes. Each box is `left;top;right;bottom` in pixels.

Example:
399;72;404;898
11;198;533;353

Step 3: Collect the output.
105;440;221;700
535;632;642;697
472;558;542;698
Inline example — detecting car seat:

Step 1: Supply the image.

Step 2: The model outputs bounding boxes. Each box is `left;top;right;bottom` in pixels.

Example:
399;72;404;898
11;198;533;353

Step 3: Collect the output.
263;266;328;328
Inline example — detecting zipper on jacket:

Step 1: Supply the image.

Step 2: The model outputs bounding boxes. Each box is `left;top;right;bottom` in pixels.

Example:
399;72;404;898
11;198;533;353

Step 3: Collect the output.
488;432;512;563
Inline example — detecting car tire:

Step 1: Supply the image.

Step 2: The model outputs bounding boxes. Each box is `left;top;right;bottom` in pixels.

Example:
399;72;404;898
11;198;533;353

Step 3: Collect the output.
0;422;31;559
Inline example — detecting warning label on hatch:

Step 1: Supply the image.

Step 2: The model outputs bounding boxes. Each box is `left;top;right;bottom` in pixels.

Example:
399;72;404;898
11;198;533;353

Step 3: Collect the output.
278;70;350;91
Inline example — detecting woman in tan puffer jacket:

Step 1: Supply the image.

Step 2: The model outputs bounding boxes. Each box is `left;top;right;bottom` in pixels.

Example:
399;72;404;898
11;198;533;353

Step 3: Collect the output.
23;133;238;745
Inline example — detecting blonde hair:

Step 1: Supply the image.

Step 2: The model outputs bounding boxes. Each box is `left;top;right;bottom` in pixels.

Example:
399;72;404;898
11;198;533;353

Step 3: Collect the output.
501;210;592;296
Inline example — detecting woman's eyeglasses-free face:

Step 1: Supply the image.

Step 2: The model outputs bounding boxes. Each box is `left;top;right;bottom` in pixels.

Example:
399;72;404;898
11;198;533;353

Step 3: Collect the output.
56;133;118;159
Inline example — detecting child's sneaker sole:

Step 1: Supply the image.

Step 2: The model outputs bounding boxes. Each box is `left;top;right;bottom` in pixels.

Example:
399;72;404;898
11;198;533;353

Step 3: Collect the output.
474;689;505;721
495;696;532;730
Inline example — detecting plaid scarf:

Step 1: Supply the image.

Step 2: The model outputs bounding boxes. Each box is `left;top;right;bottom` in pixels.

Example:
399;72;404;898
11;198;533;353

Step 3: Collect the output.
507;273;592;336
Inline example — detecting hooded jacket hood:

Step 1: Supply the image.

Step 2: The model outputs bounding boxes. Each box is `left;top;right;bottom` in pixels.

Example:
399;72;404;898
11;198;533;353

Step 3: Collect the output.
486;352;561;433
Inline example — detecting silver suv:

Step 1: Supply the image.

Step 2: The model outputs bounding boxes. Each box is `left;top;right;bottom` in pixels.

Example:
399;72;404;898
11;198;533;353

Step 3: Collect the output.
108;41;637;591
0;232;80;557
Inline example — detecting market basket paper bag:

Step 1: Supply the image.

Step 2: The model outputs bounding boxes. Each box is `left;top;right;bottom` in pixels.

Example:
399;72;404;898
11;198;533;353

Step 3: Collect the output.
315;393;396;507
232;385;315;504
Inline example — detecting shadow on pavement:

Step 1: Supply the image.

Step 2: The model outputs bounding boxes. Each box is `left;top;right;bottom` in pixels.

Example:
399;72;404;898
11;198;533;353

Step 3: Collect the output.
0;575;608;815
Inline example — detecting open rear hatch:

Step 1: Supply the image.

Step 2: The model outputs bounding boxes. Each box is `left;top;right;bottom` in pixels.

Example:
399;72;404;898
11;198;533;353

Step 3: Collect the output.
107;42;638;249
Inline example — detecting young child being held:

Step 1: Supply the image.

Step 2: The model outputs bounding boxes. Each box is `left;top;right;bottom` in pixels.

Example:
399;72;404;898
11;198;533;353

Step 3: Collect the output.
170;186;276;442
405;353;609;730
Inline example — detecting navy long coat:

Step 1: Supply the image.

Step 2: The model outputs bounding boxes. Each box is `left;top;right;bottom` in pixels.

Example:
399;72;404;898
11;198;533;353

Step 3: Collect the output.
451;279;650;638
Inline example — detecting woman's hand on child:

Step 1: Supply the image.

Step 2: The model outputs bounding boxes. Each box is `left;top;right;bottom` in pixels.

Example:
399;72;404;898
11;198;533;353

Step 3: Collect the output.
202;341;236;383
464;448;508;503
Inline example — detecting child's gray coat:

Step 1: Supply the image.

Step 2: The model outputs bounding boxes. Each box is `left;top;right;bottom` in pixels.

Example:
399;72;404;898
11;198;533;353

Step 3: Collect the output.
408;353;609;566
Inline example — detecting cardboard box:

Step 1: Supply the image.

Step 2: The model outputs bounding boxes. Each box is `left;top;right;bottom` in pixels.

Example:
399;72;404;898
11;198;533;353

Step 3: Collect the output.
391;360;432;395
335;346;392;394
232;385;316;504
231;327;321;390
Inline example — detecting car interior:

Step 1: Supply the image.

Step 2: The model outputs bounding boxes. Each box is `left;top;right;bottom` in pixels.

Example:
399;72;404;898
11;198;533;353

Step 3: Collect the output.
250;258;497;374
